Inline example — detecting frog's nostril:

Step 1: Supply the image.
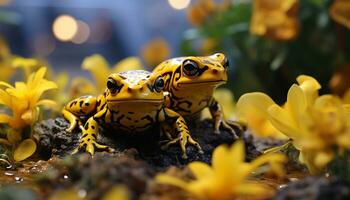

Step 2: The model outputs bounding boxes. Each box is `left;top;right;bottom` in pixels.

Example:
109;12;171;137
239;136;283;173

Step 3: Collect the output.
127;87;132;92
139;86;144;91
212;69;218;74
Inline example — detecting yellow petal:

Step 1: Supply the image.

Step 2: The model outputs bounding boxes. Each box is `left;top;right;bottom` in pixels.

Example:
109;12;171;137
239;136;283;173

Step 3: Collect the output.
268;105;298;139
21;108;38;125
36;99;57;108
188;162;213;179
49;189;85;200
0;88;12;106
102;185;130;200
314;151;333;169
212;145;230;170
296;75;321;90
296;75;321;105
82;54;111;92
313;95;341;111
330;0;350;29
155;174;189;190
112;57;143;73
14;138;37;161
298;150;322;174
0;114;12;124
286;84;307;120
0;81;14;88
236;92;276;118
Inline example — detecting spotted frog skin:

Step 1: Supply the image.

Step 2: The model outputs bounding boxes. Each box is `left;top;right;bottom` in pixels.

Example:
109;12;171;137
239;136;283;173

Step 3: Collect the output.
62;70;202;158
153;53;242;137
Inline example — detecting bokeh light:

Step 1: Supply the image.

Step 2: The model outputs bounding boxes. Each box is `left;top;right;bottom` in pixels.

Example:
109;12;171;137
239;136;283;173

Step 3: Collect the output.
71;20;90;44
0;0;11;6
52;15;78;42
168;0;191;10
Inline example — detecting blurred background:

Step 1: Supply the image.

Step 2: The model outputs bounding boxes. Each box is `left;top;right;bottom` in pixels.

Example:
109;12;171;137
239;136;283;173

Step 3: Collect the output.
1;0;350;103
0;0;190;70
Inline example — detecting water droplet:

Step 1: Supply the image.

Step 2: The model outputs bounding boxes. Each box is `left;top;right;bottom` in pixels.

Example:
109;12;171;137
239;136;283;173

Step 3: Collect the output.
14;176;23;182
4;172;13;176
279;184;287;189
288;177;298;182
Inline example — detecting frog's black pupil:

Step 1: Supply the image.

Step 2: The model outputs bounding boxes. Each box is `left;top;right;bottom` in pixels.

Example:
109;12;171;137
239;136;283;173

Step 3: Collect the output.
224;58;229;68
157;79;164;87
107;79;116;90
184;63;196;72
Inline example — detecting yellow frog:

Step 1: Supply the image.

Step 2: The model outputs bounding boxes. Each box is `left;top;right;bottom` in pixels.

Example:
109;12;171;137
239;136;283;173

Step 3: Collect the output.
62;70;202;158
153;53;242;138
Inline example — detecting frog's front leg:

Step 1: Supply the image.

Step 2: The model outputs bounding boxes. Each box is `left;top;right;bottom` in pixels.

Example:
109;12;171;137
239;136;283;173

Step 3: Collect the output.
160;108;203;159
72;113;114;156
209;98;243;139
62;95;98;132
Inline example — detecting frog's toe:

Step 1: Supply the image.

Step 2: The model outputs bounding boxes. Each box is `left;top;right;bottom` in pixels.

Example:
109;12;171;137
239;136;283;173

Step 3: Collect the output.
213;128;221;135
220;121;239;139
71;147;80;155
66;126;74;132
161;137;188;159
161;138;179;150
94;143;115;153
66;123;77;132
161;133;202;159
187;136;203;154
71;141;113;156
225;120;247;132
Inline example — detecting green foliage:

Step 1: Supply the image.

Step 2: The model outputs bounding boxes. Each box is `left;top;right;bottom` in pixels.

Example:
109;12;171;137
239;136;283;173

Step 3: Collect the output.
181;0;350;103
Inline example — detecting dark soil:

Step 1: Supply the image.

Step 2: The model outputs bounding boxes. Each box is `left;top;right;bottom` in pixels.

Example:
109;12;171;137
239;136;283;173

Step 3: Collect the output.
34;117;260;169
2;118;347;200
274;176;350;200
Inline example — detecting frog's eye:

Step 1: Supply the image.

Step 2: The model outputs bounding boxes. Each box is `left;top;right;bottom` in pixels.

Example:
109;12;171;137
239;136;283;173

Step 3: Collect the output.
107;79;119;93
223;58;229;69
154;76;165;92
183;60;199;76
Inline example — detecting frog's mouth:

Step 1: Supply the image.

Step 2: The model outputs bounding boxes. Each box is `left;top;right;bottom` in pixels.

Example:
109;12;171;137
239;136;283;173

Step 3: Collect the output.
177;80;226;87
107;99;163;104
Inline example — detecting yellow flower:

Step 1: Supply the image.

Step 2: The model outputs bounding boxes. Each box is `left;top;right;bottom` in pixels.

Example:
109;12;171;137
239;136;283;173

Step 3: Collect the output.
49;188;86;200
12;57;40;79
0;38;15;82
102;185;130;200
141;38;170;67
250;0;300;41
236;92;287;139
0;67;57;129
343;89;350;104
186;0;228;26
156;140;286;200
0;67;57;161
82;54;143;93
237;75;350;174
68;77;97;99
289;95;350;173
330;0;350;29
200;38;219;55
